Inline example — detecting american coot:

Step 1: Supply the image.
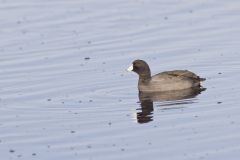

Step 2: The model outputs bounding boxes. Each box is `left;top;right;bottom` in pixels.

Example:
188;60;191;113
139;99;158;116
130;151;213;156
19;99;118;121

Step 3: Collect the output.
127;60;205;92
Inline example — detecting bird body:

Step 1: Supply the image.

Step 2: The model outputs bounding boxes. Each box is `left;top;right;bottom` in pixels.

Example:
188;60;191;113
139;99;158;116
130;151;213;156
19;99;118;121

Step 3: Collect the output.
128;60;205;92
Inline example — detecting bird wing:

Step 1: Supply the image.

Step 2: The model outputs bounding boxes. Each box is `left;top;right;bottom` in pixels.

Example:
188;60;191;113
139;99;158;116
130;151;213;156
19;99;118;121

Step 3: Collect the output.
153;70;205;81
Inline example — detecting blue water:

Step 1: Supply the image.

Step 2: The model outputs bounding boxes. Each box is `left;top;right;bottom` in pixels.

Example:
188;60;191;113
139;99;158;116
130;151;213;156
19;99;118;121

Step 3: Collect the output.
0;0;240;159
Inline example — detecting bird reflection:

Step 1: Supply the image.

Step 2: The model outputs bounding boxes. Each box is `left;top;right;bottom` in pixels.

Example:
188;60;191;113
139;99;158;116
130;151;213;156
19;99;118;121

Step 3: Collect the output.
136;87;206;124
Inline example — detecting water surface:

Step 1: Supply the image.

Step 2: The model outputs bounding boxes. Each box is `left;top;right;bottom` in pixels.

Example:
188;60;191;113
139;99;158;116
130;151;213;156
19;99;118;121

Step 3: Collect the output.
1;0;240;159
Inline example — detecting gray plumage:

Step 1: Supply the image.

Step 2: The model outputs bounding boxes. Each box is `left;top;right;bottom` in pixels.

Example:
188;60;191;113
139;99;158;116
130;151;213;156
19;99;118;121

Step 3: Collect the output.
128;60;205;92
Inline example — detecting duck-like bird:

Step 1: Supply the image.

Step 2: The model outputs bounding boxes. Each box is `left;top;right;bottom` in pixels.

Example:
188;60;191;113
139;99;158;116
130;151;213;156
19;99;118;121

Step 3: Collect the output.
127;60;205;92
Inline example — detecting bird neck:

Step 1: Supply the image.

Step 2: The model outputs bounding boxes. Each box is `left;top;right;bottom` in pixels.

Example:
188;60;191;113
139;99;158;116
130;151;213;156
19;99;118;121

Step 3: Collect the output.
139;71;151;81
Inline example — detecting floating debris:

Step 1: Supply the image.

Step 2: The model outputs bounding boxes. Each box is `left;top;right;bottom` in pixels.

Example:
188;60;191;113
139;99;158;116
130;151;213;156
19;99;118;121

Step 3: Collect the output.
9;149;15;153
84;57;90;60
87;145;92;149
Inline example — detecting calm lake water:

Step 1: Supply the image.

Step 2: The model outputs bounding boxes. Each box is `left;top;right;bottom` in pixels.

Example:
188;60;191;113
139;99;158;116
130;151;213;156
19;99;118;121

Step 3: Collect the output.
1;0;240;159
